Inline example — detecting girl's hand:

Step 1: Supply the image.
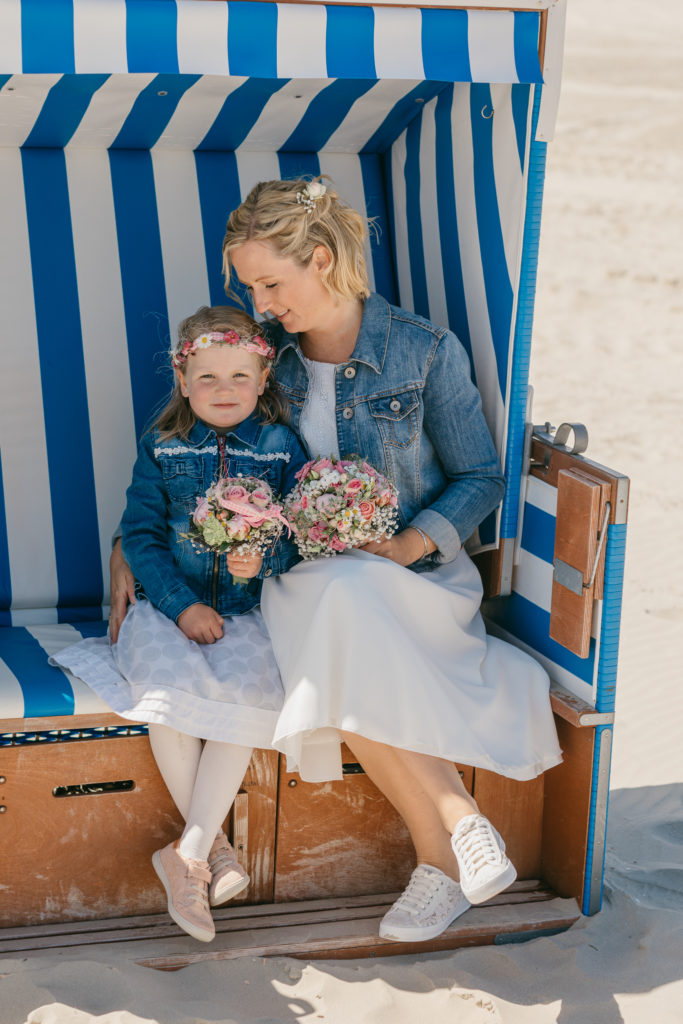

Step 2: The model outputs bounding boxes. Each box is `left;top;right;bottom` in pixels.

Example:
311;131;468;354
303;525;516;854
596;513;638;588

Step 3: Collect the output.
109;539;136;643
177;603;225;644
360;528;435;567
226;551;263;579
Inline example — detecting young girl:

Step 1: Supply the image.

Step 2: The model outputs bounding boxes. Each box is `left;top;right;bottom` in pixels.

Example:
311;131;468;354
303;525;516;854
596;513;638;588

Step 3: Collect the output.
53;306;307;943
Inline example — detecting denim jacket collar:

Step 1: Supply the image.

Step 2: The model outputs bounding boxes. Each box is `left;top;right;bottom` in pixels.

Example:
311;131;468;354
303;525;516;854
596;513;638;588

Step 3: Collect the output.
186;411;262;449
272;292;390;374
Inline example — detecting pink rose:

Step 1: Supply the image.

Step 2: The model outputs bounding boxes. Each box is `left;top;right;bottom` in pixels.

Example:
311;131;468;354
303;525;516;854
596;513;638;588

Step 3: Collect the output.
193;497;210;524
226;515;249;540
314;458;334;471
250;488;272;508
328;534;347;552
315;493;336;513
307;522;327;544
295;460;315;482
226;484;248;500
345;478;363;495
358;500;375;521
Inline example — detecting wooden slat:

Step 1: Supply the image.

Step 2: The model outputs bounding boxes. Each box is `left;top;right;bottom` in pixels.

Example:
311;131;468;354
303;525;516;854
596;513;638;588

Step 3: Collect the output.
540;718;594;903
0;736;185;927
229;749;279;904
0;885;580;967
549;468;610;657
273;745;418;902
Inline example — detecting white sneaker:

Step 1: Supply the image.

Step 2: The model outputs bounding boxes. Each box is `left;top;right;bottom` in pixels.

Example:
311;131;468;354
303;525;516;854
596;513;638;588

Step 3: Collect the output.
379;864;470;942
450;814;517;904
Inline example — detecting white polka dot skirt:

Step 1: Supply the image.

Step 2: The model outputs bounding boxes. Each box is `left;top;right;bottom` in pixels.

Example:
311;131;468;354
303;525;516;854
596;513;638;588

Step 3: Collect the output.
51;600;283;747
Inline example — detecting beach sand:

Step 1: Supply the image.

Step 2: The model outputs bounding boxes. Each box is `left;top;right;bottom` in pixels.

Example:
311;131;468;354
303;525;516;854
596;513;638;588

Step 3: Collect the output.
2;2;682;1021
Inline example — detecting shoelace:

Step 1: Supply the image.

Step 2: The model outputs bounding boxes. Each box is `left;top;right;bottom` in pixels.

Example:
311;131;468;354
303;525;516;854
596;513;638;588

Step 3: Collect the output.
393;869;444;913
456;820;503;873
209;839;240;873
184;862;211;908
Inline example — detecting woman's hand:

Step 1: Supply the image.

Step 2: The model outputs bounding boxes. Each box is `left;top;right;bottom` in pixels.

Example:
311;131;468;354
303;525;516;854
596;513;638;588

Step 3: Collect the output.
226;551;263;579
177;603;225;644
109;539;136;643
360;527;435;567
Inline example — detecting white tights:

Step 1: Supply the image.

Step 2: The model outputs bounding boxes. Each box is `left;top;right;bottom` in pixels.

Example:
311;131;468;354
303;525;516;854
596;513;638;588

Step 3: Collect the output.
148;723;253;863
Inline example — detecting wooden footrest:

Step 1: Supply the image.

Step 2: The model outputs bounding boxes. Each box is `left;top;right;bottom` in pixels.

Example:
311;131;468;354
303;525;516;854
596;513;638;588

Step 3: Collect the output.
0;882;581;968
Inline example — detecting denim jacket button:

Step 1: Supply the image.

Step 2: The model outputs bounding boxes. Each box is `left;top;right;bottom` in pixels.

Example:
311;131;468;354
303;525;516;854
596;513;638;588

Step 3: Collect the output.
264;568;273;577
343;407;354;419
390;399;401;412
344;365;356;379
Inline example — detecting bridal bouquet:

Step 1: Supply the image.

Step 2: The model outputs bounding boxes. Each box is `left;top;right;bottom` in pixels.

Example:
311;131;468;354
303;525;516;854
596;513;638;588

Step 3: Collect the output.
183;477;291;583
284;456;399;560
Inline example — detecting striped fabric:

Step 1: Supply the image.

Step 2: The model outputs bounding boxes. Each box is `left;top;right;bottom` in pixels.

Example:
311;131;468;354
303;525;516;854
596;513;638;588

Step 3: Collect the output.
484;475;628;707
1;24;542;625
0;1;542;83
0;622;110;718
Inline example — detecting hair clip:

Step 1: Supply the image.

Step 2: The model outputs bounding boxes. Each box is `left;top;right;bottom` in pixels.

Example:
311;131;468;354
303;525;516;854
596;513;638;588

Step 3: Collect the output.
296;181;327;213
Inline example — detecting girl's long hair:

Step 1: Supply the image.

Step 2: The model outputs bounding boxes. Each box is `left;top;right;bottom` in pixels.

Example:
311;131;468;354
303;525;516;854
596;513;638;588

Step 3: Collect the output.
154;306;288;441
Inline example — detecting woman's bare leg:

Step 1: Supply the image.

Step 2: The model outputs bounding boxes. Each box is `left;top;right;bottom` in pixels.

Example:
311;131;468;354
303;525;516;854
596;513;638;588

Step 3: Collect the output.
341;731;475;879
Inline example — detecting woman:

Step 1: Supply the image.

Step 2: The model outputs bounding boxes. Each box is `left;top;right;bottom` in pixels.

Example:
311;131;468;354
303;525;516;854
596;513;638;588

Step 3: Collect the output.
110;177;562;943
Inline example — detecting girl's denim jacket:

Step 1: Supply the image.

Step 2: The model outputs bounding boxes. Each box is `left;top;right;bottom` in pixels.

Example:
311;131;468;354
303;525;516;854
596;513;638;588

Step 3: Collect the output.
121;413;307;622
269;293;505;566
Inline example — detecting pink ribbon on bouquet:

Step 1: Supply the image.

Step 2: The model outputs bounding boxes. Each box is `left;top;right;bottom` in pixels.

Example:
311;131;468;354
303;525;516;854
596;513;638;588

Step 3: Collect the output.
219;498;293;536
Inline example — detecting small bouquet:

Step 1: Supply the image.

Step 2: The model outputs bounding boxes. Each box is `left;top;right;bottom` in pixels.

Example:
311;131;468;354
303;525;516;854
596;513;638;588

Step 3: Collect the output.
284;456;399;560
183;477;291;584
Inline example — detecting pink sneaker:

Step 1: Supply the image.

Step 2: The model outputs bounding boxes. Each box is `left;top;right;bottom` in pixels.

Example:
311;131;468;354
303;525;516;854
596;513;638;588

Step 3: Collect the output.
152;840;214;942
207;832;250;907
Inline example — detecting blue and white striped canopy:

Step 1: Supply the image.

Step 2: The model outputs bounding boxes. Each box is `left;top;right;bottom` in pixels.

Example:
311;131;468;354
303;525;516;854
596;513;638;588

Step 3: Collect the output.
1;0;546;623
1;1;542;83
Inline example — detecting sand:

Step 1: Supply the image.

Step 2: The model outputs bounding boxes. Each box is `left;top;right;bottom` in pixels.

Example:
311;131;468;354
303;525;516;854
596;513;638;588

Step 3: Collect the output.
2;1;682;1021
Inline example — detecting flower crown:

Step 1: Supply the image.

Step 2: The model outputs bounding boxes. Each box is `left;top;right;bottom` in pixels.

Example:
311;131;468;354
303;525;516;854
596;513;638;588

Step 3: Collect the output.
296;180;327;213
172;330;276;369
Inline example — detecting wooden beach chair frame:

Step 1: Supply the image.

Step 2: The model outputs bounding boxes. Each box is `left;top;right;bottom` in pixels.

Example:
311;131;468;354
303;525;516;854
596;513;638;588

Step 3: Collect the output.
0;0;628;965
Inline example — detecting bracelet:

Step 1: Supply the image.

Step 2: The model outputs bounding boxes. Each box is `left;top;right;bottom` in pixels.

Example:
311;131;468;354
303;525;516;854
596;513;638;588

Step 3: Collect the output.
411;525;431;559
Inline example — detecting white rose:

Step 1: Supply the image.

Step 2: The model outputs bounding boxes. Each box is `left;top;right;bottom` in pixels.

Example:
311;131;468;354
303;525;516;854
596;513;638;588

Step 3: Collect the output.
306;182;327;200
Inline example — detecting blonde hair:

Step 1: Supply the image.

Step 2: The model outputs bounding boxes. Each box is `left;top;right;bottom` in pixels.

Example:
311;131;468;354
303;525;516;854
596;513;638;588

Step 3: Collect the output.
222;176;371;303
154;306;288;441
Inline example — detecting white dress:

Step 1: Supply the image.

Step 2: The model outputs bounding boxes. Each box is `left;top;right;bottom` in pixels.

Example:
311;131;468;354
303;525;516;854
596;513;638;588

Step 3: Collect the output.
261;358;563;783
51;600;283;748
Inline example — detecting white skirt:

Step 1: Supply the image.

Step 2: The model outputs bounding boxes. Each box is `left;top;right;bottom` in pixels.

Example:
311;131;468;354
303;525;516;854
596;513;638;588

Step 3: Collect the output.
51;599;283;748
261;548;563;783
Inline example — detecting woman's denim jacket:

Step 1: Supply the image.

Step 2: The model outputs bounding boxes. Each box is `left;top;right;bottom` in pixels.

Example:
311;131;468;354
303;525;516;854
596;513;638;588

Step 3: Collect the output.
121;413;307;622
270;293;505;566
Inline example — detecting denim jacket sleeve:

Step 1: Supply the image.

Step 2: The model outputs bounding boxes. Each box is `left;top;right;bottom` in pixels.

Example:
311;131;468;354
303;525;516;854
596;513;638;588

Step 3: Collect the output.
411;330;505;563
121;434;203;622
258;427;308;579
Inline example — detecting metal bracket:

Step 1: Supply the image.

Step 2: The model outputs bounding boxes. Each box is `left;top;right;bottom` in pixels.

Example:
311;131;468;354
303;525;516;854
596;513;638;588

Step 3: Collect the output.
530;421;589;471
553;502;611;595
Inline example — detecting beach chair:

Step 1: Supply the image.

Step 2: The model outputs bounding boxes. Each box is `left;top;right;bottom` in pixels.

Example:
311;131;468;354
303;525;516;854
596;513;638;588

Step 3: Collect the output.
0;0;629;965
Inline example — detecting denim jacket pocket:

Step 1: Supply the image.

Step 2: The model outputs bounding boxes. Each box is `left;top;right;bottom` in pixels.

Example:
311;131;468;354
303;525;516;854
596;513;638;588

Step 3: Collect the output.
369;390;420;449
161;459;204;513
